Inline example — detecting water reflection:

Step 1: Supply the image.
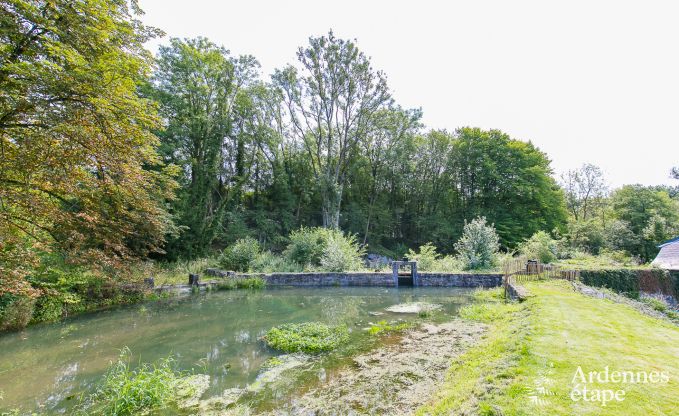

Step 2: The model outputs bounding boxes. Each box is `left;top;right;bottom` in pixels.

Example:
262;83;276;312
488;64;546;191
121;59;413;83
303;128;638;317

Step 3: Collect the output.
0;286;473;413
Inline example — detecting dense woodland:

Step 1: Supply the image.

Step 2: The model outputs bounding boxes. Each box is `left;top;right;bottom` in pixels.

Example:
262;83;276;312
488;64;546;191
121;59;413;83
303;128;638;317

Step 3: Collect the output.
1;1;679;325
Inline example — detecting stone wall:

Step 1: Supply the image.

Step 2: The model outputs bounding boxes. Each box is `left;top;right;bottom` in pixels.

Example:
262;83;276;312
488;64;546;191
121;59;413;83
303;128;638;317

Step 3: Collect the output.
506;281;531;301
205;269;503;288
418;273;502;287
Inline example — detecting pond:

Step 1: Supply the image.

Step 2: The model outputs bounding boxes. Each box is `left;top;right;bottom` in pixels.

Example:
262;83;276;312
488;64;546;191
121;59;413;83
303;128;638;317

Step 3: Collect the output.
0;286;475;414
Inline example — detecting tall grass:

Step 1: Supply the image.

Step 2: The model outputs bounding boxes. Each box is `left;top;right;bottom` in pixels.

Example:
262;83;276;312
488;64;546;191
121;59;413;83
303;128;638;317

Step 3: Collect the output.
76;348;187;416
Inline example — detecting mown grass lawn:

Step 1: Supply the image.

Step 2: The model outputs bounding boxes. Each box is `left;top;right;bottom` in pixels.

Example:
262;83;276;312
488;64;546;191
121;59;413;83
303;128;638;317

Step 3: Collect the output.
419;281;679;415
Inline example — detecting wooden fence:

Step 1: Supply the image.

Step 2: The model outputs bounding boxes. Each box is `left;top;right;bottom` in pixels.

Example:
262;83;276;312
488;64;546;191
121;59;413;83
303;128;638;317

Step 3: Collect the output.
503;256;580;299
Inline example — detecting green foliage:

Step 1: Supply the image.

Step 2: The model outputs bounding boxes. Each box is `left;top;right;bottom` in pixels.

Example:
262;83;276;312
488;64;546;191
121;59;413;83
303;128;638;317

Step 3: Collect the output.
556;250;640;269
455;217;500;270
641;297;668;313
320;232;366;272
218;238;261;272
367;320;412;335
284;227;365;271
273;31;392;228
250;251;303;273
406;243;439;271
610;185;679;261
151;37;261;258
566;219;606;254
449;128;568;248
76;348;186;416
579;269;641;298
518;231;558;263
264;322;350;353
215;277;265;291
284;227;329;266
1;0;177;280
0;294;36;331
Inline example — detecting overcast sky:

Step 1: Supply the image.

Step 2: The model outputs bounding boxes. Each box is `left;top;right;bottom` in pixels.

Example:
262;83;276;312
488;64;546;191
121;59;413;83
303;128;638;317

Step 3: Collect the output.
139;0;679;188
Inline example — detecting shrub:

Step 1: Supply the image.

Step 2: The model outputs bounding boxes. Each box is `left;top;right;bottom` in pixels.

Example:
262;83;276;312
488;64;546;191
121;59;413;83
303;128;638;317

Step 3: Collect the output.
219;238;261;272
454;217;500;270
284;227;365;271
76;348;189;416
284;227;329;266
31;292;64;323
0;294;36;331
320;232;365;272
406;243;439;271
250;251;302;273
432;255;465;272
264;322;349;353
519;231;558;263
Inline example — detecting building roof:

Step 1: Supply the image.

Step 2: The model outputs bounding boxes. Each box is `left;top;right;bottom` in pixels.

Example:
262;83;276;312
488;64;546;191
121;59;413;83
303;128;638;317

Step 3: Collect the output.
658;236;679;248
652;238;679;270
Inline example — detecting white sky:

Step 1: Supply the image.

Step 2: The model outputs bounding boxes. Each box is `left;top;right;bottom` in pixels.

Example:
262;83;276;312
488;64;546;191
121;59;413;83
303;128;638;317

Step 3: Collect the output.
139;0;679;188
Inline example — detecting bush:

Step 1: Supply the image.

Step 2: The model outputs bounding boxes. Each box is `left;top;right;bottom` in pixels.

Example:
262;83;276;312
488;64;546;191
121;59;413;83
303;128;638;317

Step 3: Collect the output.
454;217;500;270
31;292;64;323
264;322;350;353
0;294;36;331
432;255;465;272
406;243;439;271
284;227;365;271
250;251;303;273
219;238;261;272
284;227;329;266
320;232;365;272
519;231;558;263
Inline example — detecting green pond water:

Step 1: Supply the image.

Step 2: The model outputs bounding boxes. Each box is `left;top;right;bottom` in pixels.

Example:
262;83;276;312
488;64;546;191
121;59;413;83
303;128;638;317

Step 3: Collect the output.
0;286;474;413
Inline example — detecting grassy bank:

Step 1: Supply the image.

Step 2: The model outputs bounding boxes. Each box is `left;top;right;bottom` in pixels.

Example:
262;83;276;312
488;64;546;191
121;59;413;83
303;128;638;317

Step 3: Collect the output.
421;281;679;415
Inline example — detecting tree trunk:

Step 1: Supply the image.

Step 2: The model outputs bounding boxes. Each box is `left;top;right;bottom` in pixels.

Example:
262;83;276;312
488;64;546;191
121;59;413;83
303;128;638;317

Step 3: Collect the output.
321;178;342;229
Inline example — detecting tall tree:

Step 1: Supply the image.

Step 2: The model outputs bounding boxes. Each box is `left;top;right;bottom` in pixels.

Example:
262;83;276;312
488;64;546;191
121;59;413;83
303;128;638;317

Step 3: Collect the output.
359;107;421;245
0;0;175;293
273;31;392;228
448;127;567;247
561;163;607;221
610;185;679;260
150;37;260;257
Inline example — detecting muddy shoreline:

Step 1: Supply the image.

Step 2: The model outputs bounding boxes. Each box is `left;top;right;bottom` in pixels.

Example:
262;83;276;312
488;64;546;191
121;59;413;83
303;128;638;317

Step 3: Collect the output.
264;320;487;415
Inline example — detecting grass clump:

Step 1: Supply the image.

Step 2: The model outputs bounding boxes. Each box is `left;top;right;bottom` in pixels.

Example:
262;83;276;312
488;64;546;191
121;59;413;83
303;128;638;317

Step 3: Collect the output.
367;320;412;335
641;297;668;312
264;322;349;353
76;348;188;416
216;277;265;291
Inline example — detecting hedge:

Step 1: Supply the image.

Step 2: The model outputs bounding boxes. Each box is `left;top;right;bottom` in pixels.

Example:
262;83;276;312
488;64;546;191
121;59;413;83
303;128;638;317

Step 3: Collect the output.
579;269;679;299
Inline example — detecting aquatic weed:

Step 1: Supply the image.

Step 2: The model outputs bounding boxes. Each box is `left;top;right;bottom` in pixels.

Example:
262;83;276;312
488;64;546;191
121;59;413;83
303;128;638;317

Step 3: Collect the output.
264;322;349;353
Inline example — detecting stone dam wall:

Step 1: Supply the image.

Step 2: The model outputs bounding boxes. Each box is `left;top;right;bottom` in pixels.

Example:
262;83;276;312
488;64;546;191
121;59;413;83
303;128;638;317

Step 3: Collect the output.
204;269;503;288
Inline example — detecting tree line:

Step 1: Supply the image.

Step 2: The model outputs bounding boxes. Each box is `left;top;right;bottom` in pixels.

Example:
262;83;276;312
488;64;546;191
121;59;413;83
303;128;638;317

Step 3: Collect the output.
1;1;678;300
